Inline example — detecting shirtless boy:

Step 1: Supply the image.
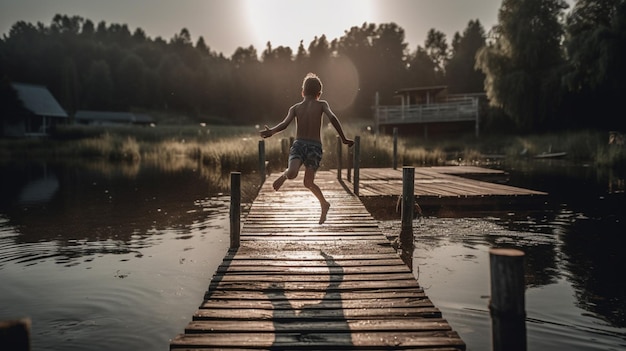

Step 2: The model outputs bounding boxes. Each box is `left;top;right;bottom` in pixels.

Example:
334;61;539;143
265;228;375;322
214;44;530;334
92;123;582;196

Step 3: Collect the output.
259;73;354;224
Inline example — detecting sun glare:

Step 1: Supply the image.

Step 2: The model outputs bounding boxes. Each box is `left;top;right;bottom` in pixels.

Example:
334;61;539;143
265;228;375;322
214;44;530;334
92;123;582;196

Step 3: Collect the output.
244;0;374;52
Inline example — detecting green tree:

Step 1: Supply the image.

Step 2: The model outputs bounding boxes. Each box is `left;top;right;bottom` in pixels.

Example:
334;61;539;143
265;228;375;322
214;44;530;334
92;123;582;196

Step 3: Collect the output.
445;20;487;93
371;23;409;105
406;47;439;87
424;28;449;81
116;53;146;109
84;60;114;109
476;0;568;131
60;57;80;117
564;0;626;130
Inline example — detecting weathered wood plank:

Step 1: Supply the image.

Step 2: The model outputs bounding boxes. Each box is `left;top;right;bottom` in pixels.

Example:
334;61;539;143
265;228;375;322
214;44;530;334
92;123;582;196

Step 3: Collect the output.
193;307;442;320
171;331;465;349
198;297;435;310
203;289;427;301
185;319;453;333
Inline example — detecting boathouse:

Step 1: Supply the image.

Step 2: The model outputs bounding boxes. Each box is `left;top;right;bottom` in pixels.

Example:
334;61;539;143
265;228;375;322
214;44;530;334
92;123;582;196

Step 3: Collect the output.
374;86;482;138
2;83;68;137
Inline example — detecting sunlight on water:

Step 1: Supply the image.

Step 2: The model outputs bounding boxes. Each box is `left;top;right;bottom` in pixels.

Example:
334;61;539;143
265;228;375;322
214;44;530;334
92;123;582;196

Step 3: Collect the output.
379;209;626;351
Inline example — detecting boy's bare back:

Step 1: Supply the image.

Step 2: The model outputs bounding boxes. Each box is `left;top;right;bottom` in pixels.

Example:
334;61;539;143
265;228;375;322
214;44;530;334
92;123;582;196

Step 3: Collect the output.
292;97;326;142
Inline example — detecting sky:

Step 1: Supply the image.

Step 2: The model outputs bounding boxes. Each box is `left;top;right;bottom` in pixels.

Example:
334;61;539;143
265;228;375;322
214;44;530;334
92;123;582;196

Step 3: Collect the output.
0;0;572;57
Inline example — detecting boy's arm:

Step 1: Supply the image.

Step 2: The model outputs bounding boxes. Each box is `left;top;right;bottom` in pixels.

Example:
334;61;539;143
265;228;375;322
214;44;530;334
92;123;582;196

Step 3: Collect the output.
260;105;296;138
322;101;354;146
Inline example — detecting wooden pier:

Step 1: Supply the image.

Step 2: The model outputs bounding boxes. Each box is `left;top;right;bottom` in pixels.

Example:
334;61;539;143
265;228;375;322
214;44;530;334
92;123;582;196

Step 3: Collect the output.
170;170;466;350
351;167;547;214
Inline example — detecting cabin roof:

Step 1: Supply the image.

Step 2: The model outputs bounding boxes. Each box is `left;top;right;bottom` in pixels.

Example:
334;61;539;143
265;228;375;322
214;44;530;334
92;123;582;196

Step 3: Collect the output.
75;110;155;124
12;83;68;118
394;85;448;95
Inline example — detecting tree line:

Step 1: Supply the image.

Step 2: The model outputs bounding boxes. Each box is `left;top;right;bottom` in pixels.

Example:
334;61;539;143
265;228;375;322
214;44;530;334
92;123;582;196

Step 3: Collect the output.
1;0;624;133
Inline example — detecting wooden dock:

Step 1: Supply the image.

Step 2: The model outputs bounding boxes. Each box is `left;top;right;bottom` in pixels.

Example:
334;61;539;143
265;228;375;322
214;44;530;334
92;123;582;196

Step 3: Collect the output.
349;167;547;213
170;170;466;350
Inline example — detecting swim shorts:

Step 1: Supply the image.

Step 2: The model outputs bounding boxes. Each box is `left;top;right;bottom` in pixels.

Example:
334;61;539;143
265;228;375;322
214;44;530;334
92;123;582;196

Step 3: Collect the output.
289;139;323;170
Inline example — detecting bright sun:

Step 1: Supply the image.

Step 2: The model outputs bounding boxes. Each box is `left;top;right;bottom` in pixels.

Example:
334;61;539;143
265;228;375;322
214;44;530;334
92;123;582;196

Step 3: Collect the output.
243;0;374;52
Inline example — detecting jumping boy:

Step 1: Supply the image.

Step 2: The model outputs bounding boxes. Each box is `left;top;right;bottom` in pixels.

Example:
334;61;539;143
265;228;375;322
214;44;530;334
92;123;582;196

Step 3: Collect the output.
260;73;354;224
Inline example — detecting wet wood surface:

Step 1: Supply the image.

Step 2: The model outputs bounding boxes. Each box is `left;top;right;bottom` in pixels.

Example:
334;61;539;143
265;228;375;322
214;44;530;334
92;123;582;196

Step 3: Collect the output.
346;167;546;198
170;170;466;350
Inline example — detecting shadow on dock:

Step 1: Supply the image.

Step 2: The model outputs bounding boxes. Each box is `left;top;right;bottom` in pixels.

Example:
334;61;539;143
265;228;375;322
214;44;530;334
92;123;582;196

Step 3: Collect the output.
263;251;352;349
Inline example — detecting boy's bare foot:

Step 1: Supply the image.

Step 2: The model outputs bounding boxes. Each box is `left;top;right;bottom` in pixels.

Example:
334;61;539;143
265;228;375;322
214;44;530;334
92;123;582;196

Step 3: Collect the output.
319;201;330;224
273;175;286;191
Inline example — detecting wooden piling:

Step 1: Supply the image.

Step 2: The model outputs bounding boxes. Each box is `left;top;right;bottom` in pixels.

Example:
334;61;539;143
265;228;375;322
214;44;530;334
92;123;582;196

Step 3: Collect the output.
258;140;266;183
489;248;526;351
230;172;241;250
281;138;290;165
401;167;415;235
353;136;360;195
0;318;30;351
393;127;398;170
336;136;342;180
347;146;353;182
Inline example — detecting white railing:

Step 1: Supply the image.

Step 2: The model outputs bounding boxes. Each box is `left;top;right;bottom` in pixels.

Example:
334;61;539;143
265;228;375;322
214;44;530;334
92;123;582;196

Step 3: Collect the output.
376;98;478;125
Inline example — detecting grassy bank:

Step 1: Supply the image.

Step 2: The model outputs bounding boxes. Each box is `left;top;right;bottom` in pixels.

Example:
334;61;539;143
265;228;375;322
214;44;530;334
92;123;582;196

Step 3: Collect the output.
1;124;624;170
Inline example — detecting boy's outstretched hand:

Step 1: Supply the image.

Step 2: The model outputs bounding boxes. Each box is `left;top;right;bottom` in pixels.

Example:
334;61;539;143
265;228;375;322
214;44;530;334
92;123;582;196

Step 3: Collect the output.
344;138;354;147
260;125;272;139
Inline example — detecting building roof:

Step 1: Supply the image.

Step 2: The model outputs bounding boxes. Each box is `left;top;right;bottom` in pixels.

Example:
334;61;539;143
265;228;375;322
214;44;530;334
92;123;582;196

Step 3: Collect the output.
394;85;448;95
12;83;68;118
75;110;155;124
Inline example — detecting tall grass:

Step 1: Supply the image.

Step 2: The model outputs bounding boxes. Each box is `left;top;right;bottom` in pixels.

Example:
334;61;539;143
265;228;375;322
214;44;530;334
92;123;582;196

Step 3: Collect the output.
2;124;624;170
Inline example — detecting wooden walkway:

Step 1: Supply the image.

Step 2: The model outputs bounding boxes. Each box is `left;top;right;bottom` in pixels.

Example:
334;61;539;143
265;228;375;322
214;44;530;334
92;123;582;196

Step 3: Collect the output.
349;167;546;211
351;167;546;198
170;171;466;350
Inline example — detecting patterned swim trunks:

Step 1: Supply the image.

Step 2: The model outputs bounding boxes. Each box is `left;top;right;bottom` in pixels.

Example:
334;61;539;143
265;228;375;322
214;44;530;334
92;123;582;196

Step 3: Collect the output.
289;139;323;170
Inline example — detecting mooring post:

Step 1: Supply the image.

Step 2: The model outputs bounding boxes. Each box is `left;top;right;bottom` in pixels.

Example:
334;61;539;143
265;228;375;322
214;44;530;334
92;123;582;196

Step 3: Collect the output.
258;140;265;183
230;172;241;250
336;135;343;180
401;166;415;234
393;127;398;170
281;138;290;165
347;146;353;182
0;318;30;351
353;136;360;195
489;248;526;351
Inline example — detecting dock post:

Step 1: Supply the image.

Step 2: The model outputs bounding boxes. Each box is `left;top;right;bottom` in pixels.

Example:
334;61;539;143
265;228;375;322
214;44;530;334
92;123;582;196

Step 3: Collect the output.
353;136;360;195
401;166;415;235
0;318;30;351
281;138;290;165
258;140;265;183
230;172;241;250
489;248;526;351
393;127;398;170
336;136;342;180
347;146;352;182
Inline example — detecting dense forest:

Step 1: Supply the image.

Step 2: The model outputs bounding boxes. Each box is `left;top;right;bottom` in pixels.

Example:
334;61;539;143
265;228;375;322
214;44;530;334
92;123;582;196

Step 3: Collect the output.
1;0;624;133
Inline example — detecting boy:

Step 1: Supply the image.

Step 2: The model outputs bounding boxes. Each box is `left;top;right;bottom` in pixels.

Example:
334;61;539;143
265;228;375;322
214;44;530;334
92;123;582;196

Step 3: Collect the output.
260;73;354;224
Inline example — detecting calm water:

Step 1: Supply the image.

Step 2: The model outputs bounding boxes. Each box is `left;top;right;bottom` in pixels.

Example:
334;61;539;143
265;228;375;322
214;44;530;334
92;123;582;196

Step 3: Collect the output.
0;158;625;350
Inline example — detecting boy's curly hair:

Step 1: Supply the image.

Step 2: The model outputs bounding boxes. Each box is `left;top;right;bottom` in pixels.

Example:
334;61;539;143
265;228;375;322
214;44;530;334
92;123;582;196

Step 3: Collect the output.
302;73;322;97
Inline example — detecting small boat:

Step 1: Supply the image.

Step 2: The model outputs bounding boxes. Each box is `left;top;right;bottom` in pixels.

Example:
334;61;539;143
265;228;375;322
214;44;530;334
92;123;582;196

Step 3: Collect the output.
534;152;567;159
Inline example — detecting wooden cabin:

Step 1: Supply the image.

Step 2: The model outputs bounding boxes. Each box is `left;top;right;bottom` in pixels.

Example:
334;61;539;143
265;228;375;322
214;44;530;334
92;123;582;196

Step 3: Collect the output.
374;86;482;138
2;83;68;137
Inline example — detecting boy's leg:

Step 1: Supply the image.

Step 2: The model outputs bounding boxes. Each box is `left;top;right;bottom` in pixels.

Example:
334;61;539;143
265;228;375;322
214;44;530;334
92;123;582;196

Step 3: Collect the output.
273;158;302;191
303;167;330;224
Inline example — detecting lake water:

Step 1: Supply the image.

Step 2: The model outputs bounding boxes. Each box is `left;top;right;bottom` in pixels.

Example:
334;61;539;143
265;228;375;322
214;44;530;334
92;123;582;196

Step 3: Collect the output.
0;157;625;350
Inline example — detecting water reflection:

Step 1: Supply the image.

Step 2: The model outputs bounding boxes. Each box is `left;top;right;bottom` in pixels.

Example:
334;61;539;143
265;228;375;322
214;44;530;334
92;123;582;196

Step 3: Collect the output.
0;159;253;269
373;160;626;342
